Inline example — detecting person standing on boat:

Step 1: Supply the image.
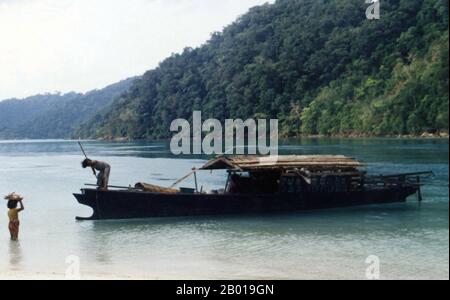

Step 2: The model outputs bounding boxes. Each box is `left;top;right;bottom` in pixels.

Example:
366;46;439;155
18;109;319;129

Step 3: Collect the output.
82;159;111;191
6;198;24;241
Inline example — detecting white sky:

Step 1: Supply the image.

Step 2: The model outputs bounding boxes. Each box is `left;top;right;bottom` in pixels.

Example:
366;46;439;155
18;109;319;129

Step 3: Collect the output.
0;0;273;100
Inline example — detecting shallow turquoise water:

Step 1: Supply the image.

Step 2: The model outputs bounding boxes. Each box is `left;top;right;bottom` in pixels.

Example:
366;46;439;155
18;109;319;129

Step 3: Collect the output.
0;139;448;279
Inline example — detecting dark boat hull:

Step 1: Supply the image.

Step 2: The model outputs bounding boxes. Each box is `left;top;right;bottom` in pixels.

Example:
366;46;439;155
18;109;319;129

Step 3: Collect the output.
73;186;418;220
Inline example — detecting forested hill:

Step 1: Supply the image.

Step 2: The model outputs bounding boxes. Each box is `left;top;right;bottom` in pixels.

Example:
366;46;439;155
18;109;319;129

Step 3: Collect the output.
76;0;449;140
0;78;136;139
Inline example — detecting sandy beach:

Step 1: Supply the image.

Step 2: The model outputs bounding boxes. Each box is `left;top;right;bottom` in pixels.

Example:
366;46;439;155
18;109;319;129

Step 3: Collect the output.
0;271;164;280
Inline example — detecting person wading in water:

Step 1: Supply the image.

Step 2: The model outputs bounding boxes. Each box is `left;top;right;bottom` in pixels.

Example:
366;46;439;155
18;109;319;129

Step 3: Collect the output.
5;196;25;241
82;159;111;191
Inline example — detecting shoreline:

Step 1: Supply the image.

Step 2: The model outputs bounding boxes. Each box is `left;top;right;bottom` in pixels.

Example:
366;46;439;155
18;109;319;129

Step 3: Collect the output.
94;132;450;142
2;270;448;280
1;132;449;142
0;271;163;280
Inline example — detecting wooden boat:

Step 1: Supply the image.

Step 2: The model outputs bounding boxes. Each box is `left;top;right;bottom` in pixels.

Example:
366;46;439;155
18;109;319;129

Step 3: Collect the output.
73;155;432;220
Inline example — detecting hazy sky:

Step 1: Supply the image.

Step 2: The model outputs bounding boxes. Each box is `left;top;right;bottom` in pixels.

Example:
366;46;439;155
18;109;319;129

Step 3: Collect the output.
0;0;273;100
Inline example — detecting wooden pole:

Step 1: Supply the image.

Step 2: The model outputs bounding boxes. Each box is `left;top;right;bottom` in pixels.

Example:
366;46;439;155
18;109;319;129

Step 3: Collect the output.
169;170;195;189
417;176;423;202
193;168;199;193
78;141;97;177
224;173;231;192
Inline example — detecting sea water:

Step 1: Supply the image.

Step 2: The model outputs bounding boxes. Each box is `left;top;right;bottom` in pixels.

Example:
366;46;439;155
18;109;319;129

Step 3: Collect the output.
0;139;448;279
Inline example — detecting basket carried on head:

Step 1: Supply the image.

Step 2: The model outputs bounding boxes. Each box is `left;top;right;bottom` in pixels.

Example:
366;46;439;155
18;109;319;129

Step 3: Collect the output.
4;193;24;202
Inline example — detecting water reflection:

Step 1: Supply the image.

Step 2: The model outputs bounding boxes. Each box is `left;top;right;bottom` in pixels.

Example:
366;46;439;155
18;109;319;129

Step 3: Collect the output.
9;241;23;270
76;221;112;265
0;138;447;162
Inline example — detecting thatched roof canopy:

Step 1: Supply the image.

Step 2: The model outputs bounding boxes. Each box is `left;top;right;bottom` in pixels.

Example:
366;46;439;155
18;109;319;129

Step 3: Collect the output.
200;155;362;171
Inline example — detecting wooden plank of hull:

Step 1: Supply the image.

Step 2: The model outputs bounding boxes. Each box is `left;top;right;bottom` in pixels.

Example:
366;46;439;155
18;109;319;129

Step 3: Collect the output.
73;185;417;221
